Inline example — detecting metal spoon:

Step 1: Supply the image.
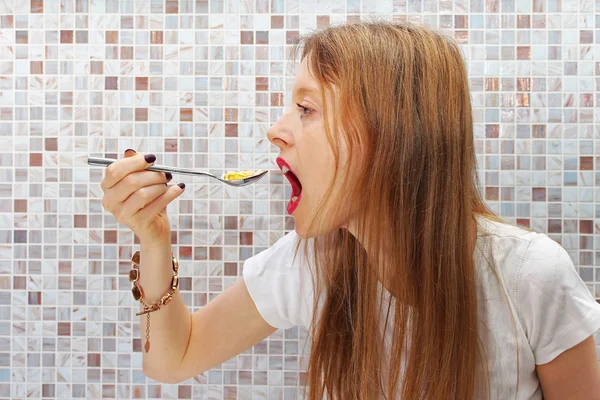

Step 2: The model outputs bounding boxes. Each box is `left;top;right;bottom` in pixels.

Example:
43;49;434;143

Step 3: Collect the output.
87;157;268;187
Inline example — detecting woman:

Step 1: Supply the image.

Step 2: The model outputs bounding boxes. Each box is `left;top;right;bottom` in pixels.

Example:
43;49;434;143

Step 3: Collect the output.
99;22;600;399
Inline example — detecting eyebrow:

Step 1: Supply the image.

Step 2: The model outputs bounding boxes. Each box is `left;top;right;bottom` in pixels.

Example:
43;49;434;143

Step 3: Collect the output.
294;86;321;101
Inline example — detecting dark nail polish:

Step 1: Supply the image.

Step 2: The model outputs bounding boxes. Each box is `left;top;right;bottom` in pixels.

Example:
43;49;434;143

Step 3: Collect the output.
144;154;156;163
177;183;186;189
124;148;136;154
165;172;173;181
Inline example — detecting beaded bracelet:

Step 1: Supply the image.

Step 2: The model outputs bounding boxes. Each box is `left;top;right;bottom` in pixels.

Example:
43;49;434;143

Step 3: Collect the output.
129;250;179;353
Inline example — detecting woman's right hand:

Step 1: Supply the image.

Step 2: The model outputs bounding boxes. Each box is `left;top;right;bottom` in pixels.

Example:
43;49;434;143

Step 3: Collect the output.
100;149;186;243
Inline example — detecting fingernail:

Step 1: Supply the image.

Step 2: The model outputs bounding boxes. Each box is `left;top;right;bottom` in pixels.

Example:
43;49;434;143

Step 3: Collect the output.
144;154;156;163
177;183;185;189
165;172;173;181
124;148;136;154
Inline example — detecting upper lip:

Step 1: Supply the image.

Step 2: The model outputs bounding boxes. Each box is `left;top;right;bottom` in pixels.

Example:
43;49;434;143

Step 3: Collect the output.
276;157;302;196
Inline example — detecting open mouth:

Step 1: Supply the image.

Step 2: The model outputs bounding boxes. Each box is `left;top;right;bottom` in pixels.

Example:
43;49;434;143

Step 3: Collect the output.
276;157;302;215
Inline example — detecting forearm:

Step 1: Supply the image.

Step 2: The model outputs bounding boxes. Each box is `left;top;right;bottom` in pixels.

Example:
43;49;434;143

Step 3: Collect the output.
137;237;191;382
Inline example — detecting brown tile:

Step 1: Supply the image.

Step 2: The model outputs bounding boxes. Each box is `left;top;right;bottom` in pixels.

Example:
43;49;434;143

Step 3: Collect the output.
88;353;100;367
454;15;468;29
240;232;253;246
74;215;87;228
316;15;330;29
270;93;283;106
580;156;593;170
180;108;192;121
150;31;163;44
14;199;27;213
516;78;530;91
179;246;192;260
224;216;237;229
13;276;26;290
16;31;28;44
30;153;43;167
104;231;117;244
45;138;57;151
135;108;148;121
105;31;118;44
225;123;238;137
30;61;43;74
517;15;530;28
240;31;254;44
209;247;222;260
485;187;498;201
516;93;529;107
532;125;546;138
60;30;73;43
255;77;268;91
271;16;284;29
178;386;192;399
28;292;41;305
135;77;148;90
120;47;133;59
166;0;178;13
90;61;103;74
485;125;499;138
105;77;118;90
485;78;499;91
224;263;237;276
224;108;238;122
580;220;593;234
517;46;530;60
286;31;299;44
532;187;546;201
164;138;177;152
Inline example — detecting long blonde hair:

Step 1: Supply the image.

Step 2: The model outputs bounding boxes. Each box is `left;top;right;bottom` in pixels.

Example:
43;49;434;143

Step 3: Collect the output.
294;22;502;399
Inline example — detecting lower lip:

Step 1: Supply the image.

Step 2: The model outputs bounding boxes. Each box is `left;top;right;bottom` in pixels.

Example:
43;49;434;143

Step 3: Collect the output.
287;193;302;215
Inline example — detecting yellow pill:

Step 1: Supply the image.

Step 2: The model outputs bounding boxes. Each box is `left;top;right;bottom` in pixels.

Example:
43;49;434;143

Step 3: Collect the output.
222;170;254;180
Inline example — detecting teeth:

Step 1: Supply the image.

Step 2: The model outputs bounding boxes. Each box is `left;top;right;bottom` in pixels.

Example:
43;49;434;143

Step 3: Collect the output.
291;196;298;202
281;166;289;174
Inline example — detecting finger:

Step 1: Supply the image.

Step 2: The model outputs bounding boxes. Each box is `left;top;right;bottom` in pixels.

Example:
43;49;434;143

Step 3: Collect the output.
124;148;137;158
118;183;169;221
101;153;157;191
111;170;173;203
134;183;186;221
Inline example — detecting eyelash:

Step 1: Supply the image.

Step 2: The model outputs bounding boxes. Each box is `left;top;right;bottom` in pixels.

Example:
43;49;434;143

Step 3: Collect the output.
296;103;313;118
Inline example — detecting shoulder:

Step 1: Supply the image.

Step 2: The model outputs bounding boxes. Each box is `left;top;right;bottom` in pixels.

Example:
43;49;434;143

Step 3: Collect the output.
476;216;600;364
242;231;314;329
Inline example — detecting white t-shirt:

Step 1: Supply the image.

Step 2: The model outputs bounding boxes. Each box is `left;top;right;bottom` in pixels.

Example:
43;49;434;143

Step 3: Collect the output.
243;216;600;399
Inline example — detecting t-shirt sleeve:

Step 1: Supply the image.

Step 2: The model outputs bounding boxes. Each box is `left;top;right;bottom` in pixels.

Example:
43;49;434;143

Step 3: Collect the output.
517;234;600;365
242;231;314;330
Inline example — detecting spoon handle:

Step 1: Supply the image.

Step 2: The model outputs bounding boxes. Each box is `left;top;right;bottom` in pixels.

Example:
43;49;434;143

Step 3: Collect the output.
87;157;214;179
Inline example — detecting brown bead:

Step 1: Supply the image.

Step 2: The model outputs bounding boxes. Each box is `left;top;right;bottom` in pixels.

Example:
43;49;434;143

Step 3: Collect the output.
131;250;140;265
171;275;178;289
144;340;150;352
132;285;144;301
129;268;139;282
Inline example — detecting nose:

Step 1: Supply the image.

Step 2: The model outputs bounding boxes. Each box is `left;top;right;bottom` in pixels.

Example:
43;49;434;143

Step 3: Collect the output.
267;110;294;150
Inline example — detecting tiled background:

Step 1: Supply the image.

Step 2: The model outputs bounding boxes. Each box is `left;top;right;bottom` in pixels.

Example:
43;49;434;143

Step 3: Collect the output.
0;0;598;398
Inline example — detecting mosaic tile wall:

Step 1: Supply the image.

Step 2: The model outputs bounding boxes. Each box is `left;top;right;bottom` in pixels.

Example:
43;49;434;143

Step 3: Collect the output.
0;0;598;398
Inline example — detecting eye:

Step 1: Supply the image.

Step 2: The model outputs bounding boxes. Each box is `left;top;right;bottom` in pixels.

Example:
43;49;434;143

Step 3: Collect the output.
296;103;313;119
